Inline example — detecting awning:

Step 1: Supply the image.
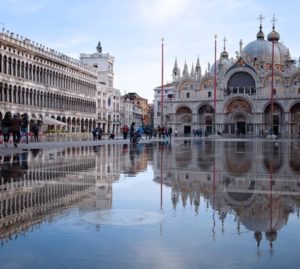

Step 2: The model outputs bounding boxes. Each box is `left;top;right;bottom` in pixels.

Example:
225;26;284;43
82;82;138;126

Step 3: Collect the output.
43;116;67;126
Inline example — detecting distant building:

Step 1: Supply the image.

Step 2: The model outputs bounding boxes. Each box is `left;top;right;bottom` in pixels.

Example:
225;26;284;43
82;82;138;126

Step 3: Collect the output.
123;92;149;125
80;43;121;133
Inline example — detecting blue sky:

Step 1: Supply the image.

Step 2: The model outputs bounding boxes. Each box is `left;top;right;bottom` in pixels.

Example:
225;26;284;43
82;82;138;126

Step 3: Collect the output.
1;0;300;101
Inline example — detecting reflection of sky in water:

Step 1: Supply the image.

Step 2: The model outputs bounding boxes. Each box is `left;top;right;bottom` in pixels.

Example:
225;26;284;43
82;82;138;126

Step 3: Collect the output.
0;141;300;268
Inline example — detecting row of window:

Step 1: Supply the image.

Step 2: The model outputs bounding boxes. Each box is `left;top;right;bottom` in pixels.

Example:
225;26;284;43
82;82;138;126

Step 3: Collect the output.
0;53;96;96
0;83;96;113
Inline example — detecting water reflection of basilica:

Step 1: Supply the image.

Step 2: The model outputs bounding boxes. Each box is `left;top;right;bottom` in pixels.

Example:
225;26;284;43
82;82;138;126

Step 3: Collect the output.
153;140;300;248
0;144;150;245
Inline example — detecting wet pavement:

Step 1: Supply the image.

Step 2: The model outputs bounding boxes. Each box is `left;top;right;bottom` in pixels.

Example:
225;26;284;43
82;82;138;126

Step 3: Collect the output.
0;138;300;268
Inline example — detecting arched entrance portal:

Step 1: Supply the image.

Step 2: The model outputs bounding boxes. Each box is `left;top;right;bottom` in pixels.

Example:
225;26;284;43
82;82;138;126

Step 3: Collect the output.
264;103;283;136
176;106;192;136
234;113;247;135
224;99;252;135
198;105;214;135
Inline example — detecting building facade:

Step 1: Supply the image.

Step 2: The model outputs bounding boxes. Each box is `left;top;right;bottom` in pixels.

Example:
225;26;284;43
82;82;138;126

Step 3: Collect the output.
154;20;300;137
0;29;98;133
80;43;121;134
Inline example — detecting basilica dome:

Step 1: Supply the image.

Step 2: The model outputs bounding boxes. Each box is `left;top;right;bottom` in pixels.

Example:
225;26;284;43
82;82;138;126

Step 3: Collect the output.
243;25;288;65
210;50;233;75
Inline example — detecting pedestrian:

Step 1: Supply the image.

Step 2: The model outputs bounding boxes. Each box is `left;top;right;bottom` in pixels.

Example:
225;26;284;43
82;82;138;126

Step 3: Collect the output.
92;127;98;140
130;122;135;143
168;126;173;137
98;127;103;140
30;120;39;142
11;113;22;147
1;112;12;147
21;113;29;144
175;128;178;137
122;124;129;139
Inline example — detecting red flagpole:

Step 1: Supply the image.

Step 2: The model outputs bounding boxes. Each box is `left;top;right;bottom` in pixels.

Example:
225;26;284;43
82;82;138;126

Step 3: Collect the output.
161;38;164;127
270;15;276;135
214;35;217;134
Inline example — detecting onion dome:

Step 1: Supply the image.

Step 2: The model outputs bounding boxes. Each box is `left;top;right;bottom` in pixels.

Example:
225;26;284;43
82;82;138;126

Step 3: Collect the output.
256;24;265;40
243;21;287;65
267;26;280;42
210;37;232;75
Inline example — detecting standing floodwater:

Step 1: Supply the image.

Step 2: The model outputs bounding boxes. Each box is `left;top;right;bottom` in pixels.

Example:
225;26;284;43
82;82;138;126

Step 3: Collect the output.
0;140;300;268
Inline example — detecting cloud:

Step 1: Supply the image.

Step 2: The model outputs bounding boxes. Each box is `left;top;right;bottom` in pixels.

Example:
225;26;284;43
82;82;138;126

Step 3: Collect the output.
136;0;188;26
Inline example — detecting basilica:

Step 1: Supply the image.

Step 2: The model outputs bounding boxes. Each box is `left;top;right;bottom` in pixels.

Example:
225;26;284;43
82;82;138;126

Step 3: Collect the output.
154;18;300;137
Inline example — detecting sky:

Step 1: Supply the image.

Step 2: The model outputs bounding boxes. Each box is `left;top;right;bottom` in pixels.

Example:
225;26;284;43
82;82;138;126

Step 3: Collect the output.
1;0;300;102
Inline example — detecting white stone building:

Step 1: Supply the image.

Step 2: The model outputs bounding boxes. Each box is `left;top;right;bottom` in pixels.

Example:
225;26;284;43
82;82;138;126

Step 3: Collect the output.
80;42;121;134
0;28;98;133
154;20;300;137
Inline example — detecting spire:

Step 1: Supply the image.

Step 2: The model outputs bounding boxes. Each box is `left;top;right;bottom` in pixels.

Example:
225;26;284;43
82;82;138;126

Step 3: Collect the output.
239;39;243;56
256;14;265;40
195;56;201;72
172;58;180;82
190;63;195;75
172;58;179;75
182;61;189;77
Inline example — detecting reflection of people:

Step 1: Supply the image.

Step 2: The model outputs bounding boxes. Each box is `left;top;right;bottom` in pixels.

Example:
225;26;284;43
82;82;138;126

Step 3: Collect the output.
0;155;25;183
130;122;135;143
20;151;29;170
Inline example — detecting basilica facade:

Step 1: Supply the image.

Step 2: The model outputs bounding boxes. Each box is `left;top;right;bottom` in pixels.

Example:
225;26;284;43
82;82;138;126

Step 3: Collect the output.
154;20;300;137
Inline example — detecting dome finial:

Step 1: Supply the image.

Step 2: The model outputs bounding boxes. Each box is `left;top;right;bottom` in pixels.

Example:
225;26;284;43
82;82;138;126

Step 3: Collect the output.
220;36;229;59
256;14;265;40
271;14;277;30
223;36;227;51
267;14;280;42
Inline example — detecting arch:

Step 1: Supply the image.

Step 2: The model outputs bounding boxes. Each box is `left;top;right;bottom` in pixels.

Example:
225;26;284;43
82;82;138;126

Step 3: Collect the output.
263;102;284;135
289;103;300;137
224;141;252;176
263;142;283;173
262;73;284;88
199;77;213;91
225;98;252;114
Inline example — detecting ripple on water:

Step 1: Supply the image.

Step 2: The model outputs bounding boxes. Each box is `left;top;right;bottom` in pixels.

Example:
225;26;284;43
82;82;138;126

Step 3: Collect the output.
82;209;164;226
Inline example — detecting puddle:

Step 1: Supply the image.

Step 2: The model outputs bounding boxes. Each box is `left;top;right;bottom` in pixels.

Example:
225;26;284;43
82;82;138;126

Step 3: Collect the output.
82;209;164;226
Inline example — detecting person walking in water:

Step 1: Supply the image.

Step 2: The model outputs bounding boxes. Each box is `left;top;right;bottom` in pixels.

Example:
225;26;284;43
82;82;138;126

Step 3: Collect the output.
21;113;29;144
1;112;12;147
11;113;22;147
30;120;39;142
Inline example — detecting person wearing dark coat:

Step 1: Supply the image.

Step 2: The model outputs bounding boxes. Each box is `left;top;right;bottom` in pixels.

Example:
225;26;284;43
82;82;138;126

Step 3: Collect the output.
11;113;22;147
1;112;12;146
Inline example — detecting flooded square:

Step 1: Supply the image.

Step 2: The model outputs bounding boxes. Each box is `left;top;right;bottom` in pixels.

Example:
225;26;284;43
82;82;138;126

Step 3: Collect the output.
0;139;300;268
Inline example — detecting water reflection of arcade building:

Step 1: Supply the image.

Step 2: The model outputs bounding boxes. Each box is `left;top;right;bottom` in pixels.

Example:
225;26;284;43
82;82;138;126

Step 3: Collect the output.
154;141;300;247
0;145;124;245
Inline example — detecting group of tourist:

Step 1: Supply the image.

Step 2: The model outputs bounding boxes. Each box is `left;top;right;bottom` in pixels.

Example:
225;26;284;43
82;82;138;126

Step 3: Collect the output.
0;112;40;147
120;123;175;143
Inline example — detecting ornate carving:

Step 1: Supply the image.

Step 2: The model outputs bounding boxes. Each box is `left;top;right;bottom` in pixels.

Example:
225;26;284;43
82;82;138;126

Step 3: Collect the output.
227;99;251;113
